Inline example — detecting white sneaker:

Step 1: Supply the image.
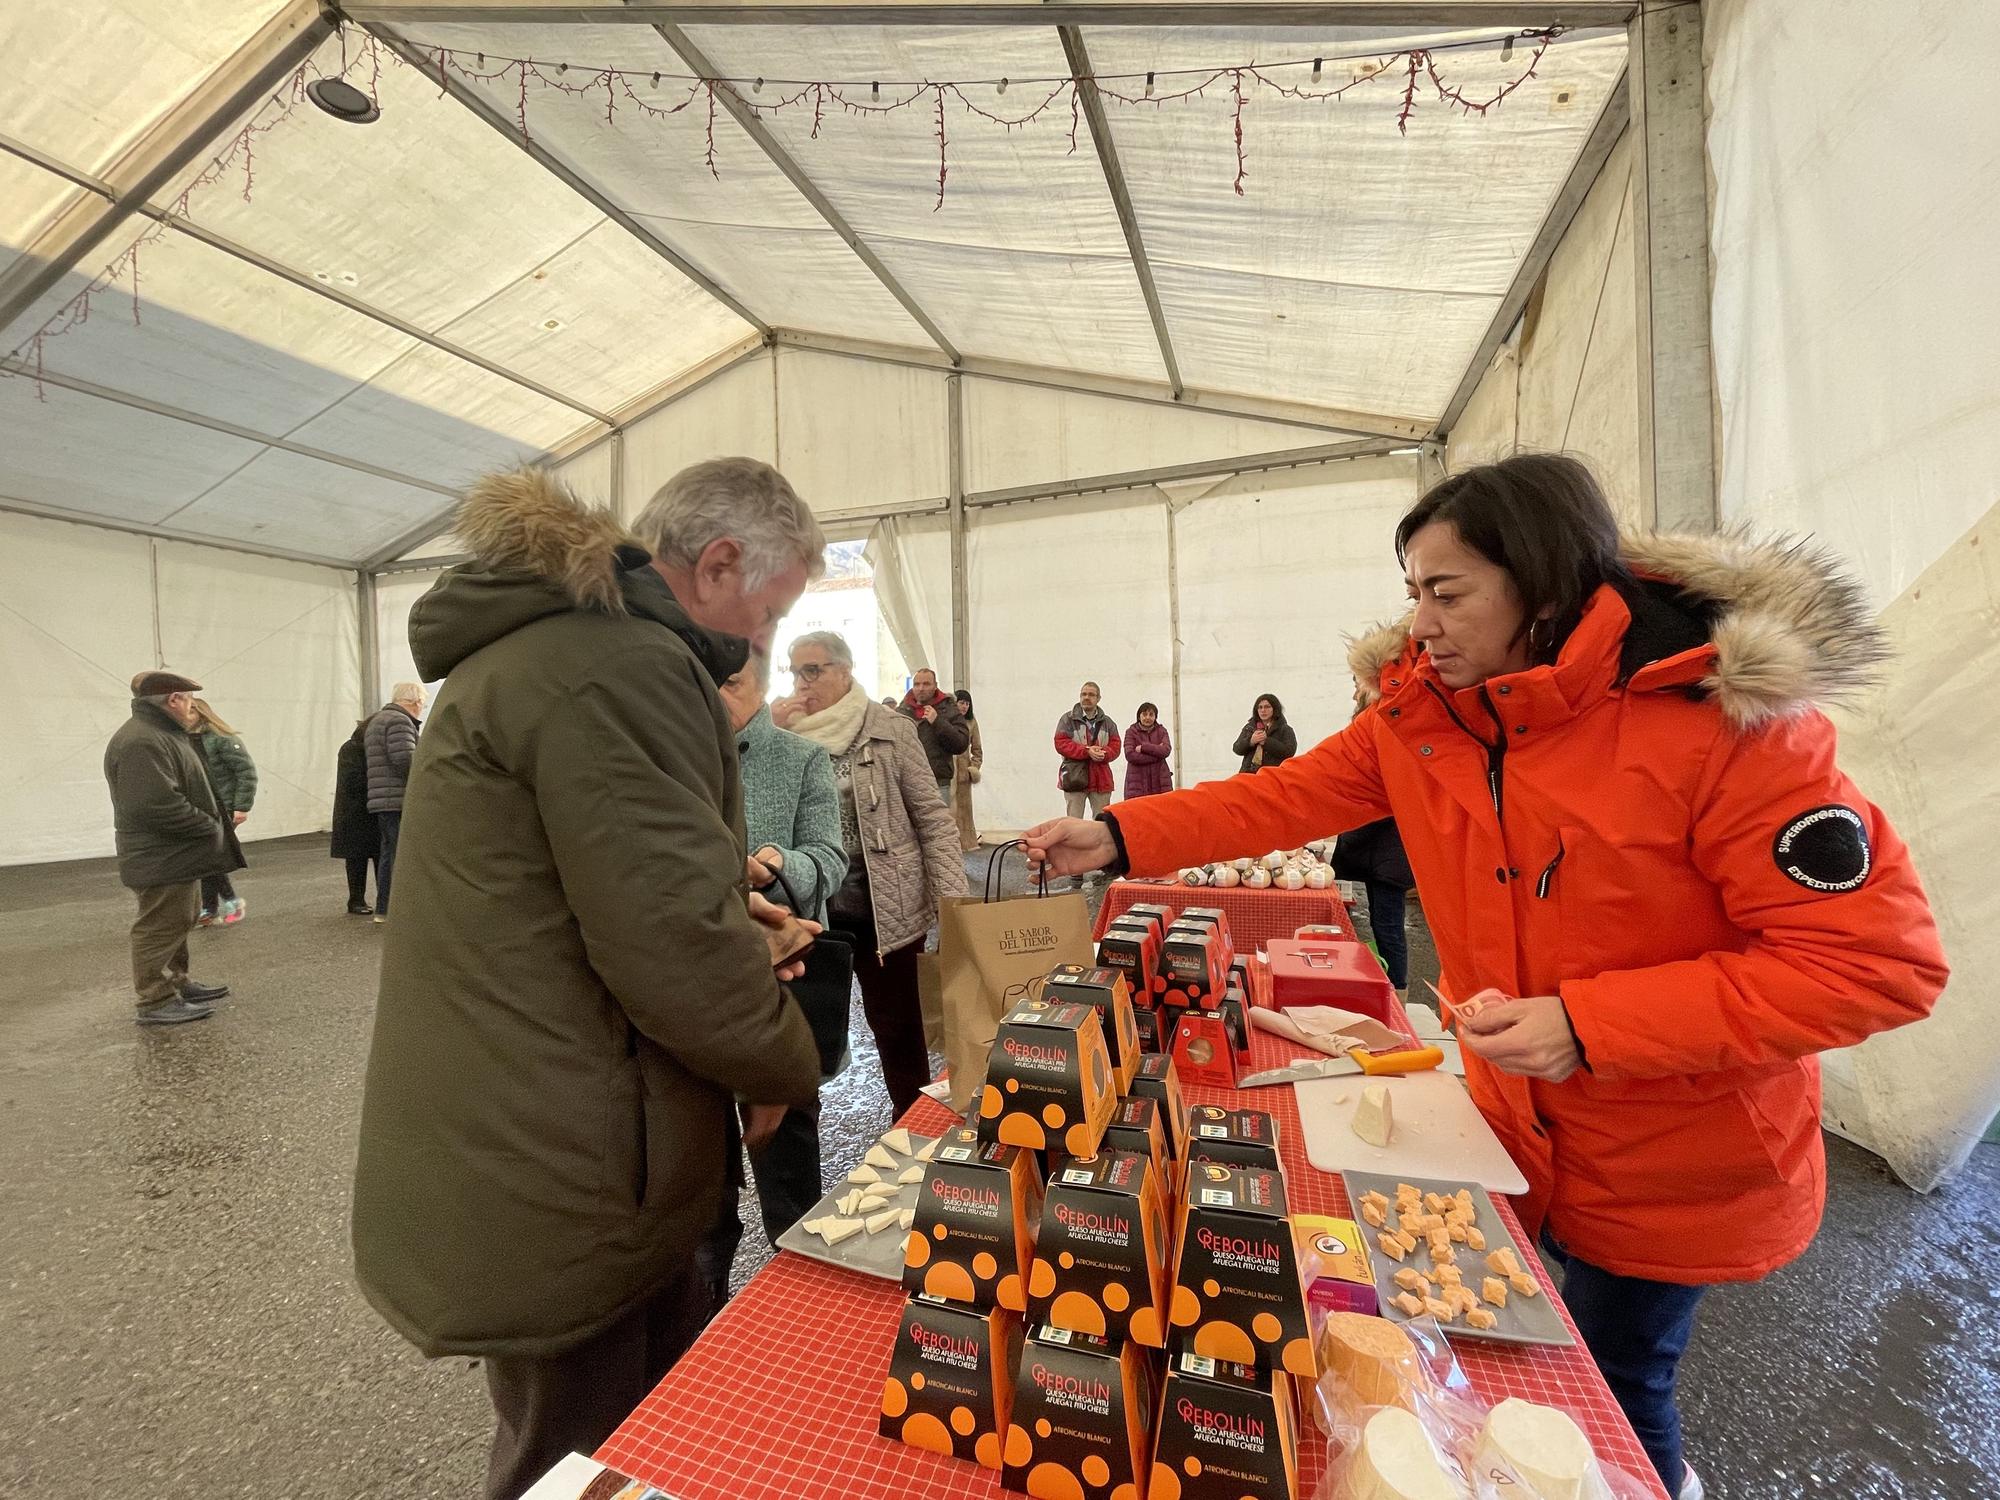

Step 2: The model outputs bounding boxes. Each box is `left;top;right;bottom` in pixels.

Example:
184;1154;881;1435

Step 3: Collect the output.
1677;1462;1705;1500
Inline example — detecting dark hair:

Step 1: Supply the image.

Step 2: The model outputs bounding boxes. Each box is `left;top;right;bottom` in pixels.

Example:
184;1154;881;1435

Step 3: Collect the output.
1136;701;1159;719
1393;453;1628;662
954;689;974;717
1253;693;1284;722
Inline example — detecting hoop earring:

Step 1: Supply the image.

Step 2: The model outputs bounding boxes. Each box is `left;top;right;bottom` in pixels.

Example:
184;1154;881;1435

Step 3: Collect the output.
1530;618;1555;657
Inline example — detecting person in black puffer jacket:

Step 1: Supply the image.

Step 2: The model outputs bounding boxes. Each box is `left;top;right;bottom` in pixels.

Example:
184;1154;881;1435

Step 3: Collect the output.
362;684;424;923
331;720;380;915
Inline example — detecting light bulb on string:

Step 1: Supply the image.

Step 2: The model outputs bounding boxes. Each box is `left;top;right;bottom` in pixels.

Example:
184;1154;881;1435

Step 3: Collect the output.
997;76;1008;95
872;80;880;98
1144;70;1155;98
1311;57;1323;83
753;76;764;93
1502;34;1515;61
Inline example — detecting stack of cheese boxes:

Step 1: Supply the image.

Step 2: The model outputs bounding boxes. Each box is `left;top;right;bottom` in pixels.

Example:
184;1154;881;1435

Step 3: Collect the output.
1100;903;1259;1089
880;906;1316;1500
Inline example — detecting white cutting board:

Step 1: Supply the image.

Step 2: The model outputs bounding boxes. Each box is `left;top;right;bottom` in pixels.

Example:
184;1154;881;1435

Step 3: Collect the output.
1295;1070;1527;1195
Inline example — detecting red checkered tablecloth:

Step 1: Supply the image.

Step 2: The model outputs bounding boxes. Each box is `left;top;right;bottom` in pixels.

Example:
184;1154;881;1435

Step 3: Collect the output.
1095;878;1353;948
598;1021;1670;1499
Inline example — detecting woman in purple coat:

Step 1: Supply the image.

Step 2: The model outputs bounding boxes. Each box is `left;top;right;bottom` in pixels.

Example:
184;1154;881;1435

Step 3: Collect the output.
1123;702;1173;798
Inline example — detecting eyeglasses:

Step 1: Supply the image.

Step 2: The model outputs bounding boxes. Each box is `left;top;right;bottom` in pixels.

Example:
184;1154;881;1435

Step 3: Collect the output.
794;663;832;683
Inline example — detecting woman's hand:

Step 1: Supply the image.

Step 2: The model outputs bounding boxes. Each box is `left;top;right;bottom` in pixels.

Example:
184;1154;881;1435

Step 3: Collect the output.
1024;818;1116;878
747;891;820;981
753;845;785;871
231;811;248;826
770;695;805;729
1250;727;1267;746
745;855;777;890
1458;995;1582;1082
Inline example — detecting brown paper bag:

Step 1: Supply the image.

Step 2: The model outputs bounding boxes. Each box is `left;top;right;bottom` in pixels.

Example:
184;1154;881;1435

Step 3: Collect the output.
935;866;1094;1114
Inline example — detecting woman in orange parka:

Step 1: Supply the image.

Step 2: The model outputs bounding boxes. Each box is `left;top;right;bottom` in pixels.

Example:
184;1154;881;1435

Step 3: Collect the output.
1027;455;1947;1499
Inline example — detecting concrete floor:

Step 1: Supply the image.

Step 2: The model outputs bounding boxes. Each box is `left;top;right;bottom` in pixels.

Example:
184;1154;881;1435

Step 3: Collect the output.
1;836;1994;1498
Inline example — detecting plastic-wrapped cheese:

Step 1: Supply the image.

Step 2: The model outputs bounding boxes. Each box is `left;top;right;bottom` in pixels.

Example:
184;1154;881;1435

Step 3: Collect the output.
1317;1313;1430;1411
1212;866;1242;888
1263;850;1287;870
1244;867;1273;889
1352;1082;1395;1146
1350;1407;1459;1500
1306;866;1334;889
1276;868;1306;890
1474;1399;1593;1500
1180;867;1208;886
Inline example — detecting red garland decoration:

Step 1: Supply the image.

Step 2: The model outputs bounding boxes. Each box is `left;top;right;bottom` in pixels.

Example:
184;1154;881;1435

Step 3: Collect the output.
932;85;948;211
1397;50;1425;136
1231;68;1248;195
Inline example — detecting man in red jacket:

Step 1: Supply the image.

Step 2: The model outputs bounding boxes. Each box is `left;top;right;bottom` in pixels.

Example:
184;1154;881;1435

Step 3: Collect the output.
1054;681;1120;821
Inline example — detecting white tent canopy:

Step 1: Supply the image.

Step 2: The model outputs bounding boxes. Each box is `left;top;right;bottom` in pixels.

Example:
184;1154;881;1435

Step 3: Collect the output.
2;0;1996;1194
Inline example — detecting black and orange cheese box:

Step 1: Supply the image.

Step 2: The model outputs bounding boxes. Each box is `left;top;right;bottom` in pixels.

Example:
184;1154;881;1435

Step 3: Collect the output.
1101;1096;1173;1205
1128;1051;1189;1161
1003;1326;1159;1500
1168;1008;1240;1089
905;1123;1042;1311
1218;992;1253;1064
1123;901;1174;939
1160;927;1228;1010
1096;921;1162;1008
1181;905;1232;938
1045;963;1142;1091
1150;1352;1300;1500
1132;1002;1165;1055
1169;1163;1316;1380
981;1000;1118;1158
881;1293;1022;1470
1027;1149;1172;1348
1183;1105;1282;1175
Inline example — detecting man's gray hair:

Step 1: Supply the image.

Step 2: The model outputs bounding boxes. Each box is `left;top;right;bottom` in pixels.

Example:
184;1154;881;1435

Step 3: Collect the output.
789;630;853;668
632;457;827;591
390;682;423;705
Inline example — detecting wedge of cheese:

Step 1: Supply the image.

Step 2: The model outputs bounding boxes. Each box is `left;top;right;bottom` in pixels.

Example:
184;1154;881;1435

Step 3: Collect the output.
847;1164;882;1186
898;1165;924;1185
836;1190;865;1216
1350;1407;1459;1500
821;1217;864;1246
881;1128;913;1156
898;1207;916;1230
865;1207;902;1235
859;1188;897;1211
915;1138;938;1163
1475;1399;1594;1500
1352;1081;1396;1147
864;1144;899;1171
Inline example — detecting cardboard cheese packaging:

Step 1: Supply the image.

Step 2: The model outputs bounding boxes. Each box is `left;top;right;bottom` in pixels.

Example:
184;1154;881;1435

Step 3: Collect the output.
1293;1214;1379;1318
1160;926;1230;1010
980;999;1118;1158
1101;1096;1173;1202
1043;964;1142;1092
881;1293;1021;1469
1170;1163;1316;1379
1121;901;1174;940
905;1123;1042;1311
1027;1149;1172;1347
1002;1326;1158;1500
1184;1105;1282;1175
1168;1008;1240;1088
1127;1052;1189;1161
1097;920;1163;1007
1214;992;1253;1063
1150;1352;1300;1500
1132;1002;1165;1055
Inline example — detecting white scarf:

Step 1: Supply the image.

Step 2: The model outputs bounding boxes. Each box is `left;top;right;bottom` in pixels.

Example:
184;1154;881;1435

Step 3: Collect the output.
789;681;872;754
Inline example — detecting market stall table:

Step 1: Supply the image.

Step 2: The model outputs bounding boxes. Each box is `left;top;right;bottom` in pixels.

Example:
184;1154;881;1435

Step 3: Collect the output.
596;1026;1672;1499
1094;878;1353;947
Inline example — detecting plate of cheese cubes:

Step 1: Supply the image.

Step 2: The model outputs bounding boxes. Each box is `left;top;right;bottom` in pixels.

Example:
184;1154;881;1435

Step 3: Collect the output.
775;1127;939;1282
1340;1170;1573;1347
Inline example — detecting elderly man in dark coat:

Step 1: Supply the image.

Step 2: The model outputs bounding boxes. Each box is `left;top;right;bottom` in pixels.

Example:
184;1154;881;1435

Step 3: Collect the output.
102;671;237;1025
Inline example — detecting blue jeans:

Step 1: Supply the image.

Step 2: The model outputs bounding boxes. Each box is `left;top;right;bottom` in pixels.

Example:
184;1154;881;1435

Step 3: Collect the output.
375;811;402;916
1365;880;1408;989
1543;1234;1705;1492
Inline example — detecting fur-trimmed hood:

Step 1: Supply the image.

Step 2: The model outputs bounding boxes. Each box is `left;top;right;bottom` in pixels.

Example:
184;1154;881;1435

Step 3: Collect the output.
408;466;747;686
1346;529;1884;729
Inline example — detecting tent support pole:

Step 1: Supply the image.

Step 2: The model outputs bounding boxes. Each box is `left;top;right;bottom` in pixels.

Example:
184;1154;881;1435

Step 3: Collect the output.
1417;440;1448;489
0;494;358;569
149;541;165;670
358;571;381;714
1433;68;1629;440
1060;26;1183;395
1629;2;1716;531
947;373;971;689
610;429;628;519
345;4;1641;28
1165;494;1184;788
647;21;963;364
0;1;332;334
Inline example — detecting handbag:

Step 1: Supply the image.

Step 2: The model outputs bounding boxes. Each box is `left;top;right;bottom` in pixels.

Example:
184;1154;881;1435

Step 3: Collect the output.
760;860;854;1078
1059;756;1091;794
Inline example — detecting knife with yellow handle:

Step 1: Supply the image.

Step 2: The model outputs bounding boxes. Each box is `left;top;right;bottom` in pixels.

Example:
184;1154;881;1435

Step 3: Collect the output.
1239;1044;1445;1088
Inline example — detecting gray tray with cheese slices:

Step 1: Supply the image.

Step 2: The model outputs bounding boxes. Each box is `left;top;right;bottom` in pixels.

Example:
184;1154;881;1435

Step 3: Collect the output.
1342;1169;1573;1347
775;1132;940;1282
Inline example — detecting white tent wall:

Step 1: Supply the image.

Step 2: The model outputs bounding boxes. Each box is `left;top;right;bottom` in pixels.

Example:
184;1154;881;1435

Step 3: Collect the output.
1705;0;2000;1187
1445;127;1643;525
0;511;356;866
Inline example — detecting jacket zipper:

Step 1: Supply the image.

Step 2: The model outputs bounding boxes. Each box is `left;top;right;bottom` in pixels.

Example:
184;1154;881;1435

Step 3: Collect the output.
1536;838;1566;899
1423;682;1508;821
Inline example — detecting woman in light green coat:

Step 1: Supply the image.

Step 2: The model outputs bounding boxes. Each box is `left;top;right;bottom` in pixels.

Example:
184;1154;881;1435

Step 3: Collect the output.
189;698;256;925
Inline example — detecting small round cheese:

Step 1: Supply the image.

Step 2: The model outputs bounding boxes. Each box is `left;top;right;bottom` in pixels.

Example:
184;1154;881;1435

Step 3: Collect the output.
1317;1313;1430;1410
1475;1399;1594;1500
1351;1407;1458;1500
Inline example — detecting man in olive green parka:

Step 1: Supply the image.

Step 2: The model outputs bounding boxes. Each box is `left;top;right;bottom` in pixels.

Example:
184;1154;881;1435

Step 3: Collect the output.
352;460;827;1500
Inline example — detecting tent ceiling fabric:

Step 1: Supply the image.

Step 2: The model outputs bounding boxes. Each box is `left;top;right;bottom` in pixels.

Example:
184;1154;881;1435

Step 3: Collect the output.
2;5;1624;565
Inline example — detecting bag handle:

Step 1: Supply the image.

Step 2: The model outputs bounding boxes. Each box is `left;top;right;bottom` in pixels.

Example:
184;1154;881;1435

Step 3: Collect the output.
758;855;807;915
981;839;1052;903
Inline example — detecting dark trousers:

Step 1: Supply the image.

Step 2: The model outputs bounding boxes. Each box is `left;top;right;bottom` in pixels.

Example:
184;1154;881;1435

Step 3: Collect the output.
483;1265;709;1500
696;1102;826;1307
344;855;377;906
1365;880;1409;990
375;811;402;915
1543;1235;1706;1492
200;872;237;910
130;880;199;1008
830;908;930;1118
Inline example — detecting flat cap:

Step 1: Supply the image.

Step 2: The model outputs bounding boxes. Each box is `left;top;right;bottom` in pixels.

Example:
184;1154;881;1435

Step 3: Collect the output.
133;670;202;696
